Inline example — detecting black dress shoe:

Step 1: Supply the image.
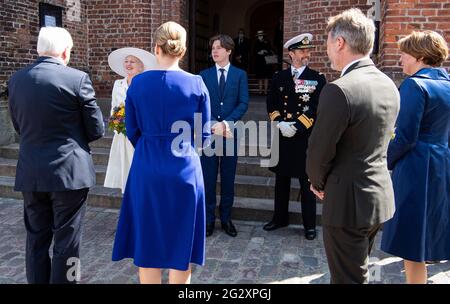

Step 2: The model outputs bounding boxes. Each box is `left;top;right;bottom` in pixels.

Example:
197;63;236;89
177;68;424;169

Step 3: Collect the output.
206;222;214;237
221;221;237;237
263;221;288;231
304;229;317;240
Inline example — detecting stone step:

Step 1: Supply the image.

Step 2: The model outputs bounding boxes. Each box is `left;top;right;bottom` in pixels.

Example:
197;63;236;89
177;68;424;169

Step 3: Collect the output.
0;144;19;160
0;155;300;200
0;176;322;224
0;157;16;177
90;133;272;150
0;144;275;178
0;156;273;181
96;98;112;121
229;196;323;225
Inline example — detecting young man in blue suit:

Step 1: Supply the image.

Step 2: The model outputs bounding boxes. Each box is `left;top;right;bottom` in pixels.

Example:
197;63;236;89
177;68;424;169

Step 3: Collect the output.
200;34;249;237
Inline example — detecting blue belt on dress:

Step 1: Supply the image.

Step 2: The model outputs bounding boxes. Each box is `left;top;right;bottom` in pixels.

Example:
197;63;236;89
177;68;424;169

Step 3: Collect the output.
142;132;180;138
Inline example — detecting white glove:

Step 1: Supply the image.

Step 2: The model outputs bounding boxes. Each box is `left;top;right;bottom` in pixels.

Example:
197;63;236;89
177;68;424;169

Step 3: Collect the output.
277;122;296;138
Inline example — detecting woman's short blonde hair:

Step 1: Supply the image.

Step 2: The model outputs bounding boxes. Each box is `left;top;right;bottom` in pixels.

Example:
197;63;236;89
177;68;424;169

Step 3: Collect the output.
154;21;187;58
398;30;448;66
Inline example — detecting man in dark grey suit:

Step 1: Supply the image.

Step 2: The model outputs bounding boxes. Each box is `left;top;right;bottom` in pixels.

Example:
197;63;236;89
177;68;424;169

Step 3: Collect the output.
306;9;400;284
8;27;104;284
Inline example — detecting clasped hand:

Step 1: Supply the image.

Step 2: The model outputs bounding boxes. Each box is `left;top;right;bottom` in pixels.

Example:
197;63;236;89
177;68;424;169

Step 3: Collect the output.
212;122;233;138
277;121;297;138
310;185;325;200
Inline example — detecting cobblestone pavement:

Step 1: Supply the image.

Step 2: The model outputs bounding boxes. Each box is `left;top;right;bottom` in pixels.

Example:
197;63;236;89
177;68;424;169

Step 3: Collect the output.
0;198;449;284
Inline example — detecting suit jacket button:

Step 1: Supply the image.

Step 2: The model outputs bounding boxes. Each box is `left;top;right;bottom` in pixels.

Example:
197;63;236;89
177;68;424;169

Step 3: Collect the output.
220;102;223;105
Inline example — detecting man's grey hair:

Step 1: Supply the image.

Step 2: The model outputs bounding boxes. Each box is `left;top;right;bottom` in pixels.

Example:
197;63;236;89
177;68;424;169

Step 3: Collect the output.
37;27;74;57
326;8;375;55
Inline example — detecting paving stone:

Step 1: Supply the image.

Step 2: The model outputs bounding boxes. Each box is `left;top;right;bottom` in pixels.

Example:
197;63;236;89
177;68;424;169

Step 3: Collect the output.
206;247;225;259
223;250;243;262
7;258;24;267
261;254;281;266
239;267;259;280
300;256;319;268
1;252;21;260
242;258;261;268
259;265;279;278
0;197;449;284
235;279;257;284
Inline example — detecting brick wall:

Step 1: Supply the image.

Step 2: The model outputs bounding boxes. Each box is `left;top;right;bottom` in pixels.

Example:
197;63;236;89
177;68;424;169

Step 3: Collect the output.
0;0;87;93
87;0;189;98
86;0;152;98
1;0;449;97
283;0;371;82
380;0;450;85
0;0;87;145
283;0;450;84
0;0;189;98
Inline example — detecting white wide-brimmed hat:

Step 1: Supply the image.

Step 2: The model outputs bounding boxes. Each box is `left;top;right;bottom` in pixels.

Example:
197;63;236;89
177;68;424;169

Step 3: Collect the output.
108;47;157;77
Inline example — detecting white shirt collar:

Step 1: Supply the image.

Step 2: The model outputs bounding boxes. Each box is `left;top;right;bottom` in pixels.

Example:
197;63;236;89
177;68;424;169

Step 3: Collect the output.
216;62;230;72
291;65;306;78
48;56;65;65
340;56;370;77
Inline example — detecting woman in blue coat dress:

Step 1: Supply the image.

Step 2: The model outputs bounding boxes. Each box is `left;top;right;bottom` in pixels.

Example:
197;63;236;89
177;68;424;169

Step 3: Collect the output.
381;31;450;284
112;21;211;284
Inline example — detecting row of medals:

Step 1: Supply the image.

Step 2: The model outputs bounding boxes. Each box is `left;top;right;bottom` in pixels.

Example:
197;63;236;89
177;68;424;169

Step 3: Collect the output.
278;79;318;119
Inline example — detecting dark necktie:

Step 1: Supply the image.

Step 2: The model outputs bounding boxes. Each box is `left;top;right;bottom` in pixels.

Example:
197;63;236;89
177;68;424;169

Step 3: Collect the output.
219;68;226;99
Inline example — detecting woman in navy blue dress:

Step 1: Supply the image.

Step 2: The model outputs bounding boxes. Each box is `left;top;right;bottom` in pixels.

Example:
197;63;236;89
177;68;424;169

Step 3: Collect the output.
112;21;211;284
381;31;450;284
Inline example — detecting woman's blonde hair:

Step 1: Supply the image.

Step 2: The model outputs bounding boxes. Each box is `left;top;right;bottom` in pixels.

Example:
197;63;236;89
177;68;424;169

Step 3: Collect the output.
398;30;448;66
154;21;187;58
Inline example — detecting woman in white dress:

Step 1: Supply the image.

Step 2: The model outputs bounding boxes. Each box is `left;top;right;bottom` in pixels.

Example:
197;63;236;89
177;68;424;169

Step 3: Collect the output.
104;47;156;193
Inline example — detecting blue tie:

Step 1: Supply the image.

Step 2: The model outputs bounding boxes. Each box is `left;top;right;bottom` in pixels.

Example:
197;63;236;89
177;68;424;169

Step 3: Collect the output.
219;68;226;99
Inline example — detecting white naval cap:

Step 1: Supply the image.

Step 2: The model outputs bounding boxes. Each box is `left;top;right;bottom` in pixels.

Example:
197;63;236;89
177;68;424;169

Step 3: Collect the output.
283;33;314;50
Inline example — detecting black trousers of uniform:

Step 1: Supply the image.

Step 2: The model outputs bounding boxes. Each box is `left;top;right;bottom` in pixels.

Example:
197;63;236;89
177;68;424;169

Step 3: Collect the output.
323;224;381;284
22;188;89;284
272;174;316;230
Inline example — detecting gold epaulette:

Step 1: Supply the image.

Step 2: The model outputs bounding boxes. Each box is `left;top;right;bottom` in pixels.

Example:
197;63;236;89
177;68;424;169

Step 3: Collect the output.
298;114;314;129
269;111;281;121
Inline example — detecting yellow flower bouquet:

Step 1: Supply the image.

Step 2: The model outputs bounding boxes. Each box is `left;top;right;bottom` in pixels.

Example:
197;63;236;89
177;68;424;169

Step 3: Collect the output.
108;102;126;135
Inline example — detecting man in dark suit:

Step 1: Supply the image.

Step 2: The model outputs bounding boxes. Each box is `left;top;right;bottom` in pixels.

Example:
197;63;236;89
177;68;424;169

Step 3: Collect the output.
8;27;104;284
306;9;400;283
233;28;250;72
200;34;249;237
264;33;326;240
